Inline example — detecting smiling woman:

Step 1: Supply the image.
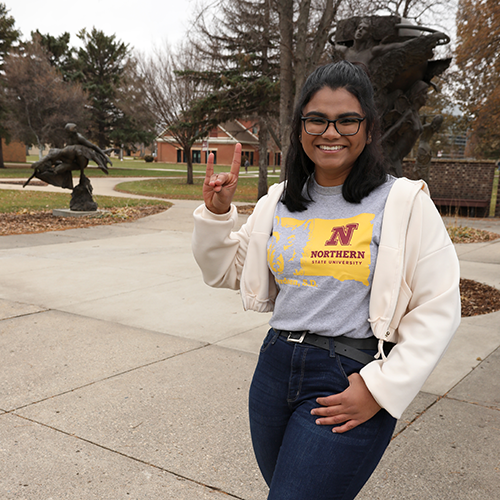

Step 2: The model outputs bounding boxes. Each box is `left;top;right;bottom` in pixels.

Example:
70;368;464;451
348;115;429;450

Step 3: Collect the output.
192;60;461;500
300;87;370;187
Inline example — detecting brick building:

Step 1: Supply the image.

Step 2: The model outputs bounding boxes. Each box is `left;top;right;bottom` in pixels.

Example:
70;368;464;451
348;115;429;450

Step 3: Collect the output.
2;139;26;163
156;120;281;168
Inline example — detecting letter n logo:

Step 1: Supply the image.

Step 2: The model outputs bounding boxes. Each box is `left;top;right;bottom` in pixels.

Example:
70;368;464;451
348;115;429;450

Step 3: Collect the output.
325;223;359;246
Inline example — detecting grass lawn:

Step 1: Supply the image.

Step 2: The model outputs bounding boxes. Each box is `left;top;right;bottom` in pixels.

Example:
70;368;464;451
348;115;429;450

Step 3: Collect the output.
0;189;170;214
114;176;264;202
1;158;262;179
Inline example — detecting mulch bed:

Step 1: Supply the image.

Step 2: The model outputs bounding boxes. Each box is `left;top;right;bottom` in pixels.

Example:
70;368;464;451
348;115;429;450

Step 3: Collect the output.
460;278;500;317
447;225;500;244
1;205;499;318
0;205;170;236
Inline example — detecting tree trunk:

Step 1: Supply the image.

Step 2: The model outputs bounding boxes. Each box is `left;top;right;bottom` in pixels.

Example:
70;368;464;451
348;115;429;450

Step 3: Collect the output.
38;138;44;160
277;0;294;181
185;146;194;184
307;0;341;76
258;119;269;199
0;138;4;168
295;0;312;99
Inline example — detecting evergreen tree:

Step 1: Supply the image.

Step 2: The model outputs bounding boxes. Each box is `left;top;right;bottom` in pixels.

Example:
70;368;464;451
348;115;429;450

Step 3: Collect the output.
73;28;130;149
108;58;157;152
34;30;76;81
191;0;280;198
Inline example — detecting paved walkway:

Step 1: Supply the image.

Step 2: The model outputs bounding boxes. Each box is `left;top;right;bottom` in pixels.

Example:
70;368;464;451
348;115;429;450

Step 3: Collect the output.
0;178;499;499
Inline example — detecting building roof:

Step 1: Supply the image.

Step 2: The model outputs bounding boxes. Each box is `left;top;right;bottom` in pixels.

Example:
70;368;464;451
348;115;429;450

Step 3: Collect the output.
156;120;259;147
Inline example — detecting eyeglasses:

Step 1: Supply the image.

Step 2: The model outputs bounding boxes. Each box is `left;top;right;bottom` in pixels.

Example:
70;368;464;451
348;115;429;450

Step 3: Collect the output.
301;116;366;136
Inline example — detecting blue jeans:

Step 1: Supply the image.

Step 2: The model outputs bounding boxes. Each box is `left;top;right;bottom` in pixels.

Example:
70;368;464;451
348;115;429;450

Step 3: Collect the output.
248;329;396;500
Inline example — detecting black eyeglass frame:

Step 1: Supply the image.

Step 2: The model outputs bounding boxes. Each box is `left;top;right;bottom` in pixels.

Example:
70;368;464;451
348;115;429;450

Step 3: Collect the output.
300;116;366;136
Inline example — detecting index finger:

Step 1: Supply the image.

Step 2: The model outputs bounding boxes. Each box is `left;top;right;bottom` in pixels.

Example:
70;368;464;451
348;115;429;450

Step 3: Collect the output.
230;143;242;176
205;152;215;181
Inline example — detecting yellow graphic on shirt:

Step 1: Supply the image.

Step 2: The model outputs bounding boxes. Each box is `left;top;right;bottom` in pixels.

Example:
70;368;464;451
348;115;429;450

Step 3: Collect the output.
268;214;374;287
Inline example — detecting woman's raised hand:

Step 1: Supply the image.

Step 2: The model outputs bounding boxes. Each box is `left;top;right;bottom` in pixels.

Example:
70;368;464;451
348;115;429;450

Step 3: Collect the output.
203;143;242;214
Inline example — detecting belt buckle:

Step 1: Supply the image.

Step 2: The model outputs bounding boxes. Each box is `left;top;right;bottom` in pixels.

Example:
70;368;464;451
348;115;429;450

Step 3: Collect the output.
287;331;307;343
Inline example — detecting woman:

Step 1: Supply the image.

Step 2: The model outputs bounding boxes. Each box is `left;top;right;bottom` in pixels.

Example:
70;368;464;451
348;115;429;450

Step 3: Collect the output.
192;61;460;500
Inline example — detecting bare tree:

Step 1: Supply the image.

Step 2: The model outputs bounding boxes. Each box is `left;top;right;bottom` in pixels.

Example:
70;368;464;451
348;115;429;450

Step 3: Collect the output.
275;0;343;177
275;0;454;178
454;0;500;158
4;38;89;158
188;0;454;181
135;43;213;184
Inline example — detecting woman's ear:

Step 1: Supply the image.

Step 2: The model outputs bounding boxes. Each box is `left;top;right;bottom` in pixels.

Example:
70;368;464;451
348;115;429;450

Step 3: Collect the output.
366;125;374;144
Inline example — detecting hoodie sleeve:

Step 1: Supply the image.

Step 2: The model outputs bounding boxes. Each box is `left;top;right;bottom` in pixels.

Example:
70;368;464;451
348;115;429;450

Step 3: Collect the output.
192;203;253;290
192;183;284;291
360;190;461;418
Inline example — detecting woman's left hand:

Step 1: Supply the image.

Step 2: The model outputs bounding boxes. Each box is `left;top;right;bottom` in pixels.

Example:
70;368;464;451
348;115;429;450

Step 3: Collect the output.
311;373;381;433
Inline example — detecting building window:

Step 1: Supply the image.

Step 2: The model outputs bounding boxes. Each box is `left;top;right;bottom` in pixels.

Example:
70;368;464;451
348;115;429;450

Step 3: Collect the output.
275;152;281;166
242;151;254;166
177;149;182;163
204;150;217;164
192;150;201;163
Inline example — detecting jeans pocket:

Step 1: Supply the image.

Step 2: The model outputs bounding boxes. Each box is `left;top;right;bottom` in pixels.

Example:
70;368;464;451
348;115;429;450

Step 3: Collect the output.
260;328;278;353
334;355;352;388
335;348;377;385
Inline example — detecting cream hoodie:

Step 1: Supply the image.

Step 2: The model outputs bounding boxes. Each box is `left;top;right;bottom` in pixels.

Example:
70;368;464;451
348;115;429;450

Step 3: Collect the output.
192;177;461;418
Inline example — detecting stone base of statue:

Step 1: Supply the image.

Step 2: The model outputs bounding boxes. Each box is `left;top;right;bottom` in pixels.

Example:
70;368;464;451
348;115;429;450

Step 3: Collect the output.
52;208;103;217
70;175;98;211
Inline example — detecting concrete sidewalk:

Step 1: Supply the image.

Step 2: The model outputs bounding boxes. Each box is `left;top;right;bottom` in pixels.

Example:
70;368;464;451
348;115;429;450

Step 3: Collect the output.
1;180;499;499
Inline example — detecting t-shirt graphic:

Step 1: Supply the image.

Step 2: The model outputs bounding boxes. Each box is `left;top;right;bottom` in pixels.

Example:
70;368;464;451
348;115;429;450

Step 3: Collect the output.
268;213;374;287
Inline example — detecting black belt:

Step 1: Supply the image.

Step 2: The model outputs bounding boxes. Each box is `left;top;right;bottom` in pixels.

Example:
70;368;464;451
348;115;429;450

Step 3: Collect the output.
278;330;393;365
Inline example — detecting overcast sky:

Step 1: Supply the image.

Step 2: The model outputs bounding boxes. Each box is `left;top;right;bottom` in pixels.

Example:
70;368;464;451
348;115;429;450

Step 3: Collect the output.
6;0;457;57
6;0;198;54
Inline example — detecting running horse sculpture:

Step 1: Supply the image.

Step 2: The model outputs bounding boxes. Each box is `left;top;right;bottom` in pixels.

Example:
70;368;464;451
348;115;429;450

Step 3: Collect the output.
24;123;112;211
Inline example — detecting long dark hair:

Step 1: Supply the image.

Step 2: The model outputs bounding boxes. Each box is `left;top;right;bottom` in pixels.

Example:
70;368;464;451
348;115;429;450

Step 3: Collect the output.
282;60;387;211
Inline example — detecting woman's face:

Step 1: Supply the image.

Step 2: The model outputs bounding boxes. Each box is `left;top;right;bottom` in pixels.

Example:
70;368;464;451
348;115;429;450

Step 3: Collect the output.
300;87;370;187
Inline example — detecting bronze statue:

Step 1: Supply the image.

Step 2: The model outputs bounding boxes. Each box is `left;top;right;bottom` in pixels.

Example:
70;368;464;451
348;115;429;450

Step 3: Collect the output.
380;80;428;177
412;114;444;182
330;16;451;176
24;123;112;211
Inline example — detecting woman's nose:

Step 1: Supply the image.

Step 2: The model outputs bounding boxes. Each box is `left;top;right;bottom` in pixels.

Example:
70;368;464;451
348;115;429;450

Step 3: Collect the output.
322;122;341;139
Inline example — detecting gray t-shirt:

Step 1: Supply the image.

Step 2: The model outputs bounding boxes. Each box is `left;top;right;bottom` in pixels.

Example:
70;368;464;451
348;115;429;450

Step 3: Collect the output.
267;175;395;339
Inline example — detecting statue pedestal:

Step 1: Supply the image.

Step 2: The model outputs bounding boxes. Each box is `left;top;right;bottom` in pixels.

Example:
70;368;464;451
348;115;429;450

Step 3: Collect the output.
52;209;103;218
